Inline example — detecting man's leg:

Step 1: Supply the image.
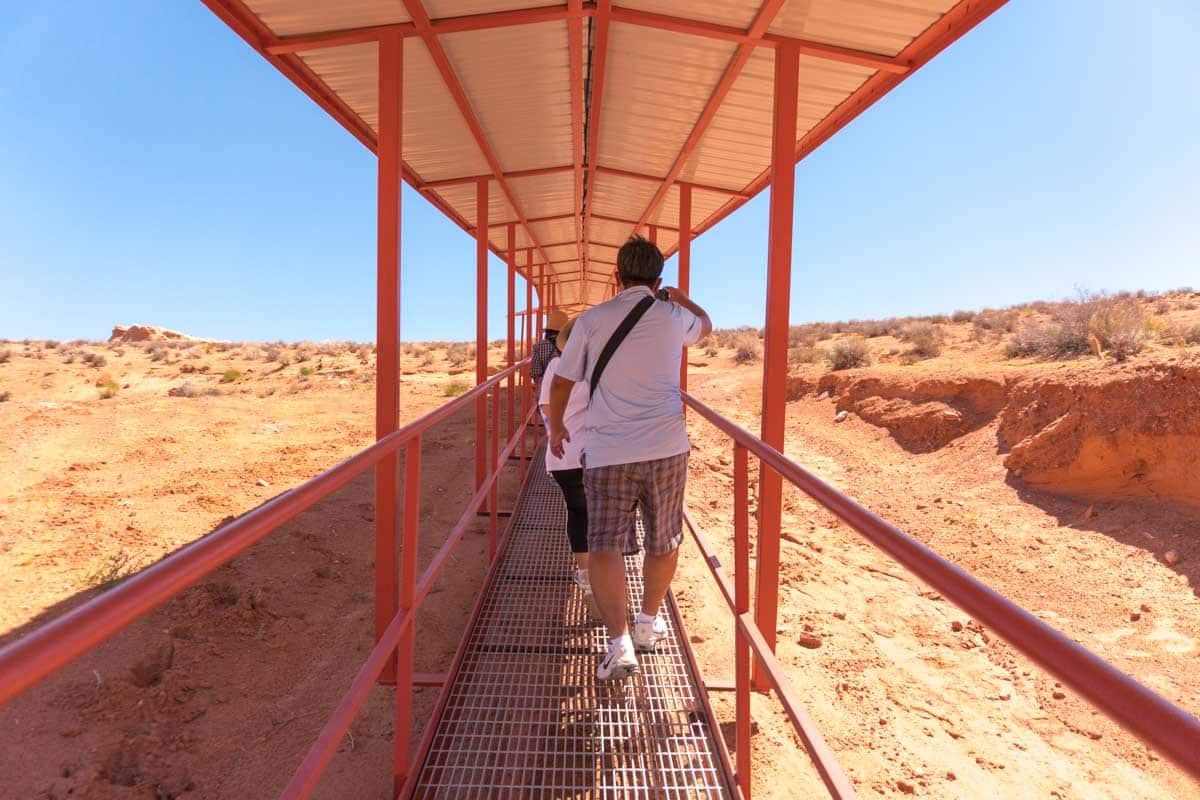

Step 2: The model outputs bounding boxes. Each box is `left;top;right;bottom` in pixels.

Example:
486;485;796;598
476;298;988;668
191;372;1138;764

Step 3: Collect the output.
640;547;679;617
588;551;628;635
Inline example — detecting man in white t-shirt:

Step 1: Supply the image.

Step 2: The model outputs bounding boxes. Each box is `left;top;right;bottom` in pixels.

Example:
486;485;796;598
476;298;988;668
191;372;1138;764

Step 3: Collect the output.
537;318;598;617
547;235;712;680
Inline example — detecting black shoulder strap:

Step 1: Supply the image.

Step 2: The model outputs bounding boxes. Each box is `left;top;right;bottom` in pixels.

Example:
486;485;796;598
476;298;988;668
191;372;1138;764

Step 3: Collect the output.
590;295;655;399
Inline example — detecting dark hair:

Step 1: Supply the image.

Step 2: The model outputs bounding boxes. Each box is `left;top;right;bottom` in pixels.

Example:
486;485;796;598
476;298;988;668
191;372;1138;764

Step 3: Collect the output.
616;235;664;286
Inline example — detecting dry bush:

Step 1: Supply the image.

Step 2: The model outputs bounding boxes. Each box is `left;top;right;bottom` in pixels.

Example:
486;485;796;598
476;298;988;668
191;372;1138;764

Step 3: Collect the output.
899;321;944;359
1153;299;1171;315
0;348;10;364
82;352;107;368
0;391;11;403
1005;292;1146;361
713;327;754;349
265;346;282;362
171;381;221;398
446;342;472;366
1089;296;1147;361
732;331;761;364
1180;325;1200;345
705;346;719;358
951;309;976;323
443;380;469;397
973;308;1018;335
44;340;60;350
827;338;870;371
788;345;823;365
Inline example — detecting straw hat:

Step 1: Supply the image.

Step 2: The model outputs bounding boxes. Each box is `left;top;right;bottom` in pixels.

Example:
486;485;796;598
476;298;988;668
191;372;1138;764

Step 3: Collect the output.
546;310;569;331
556;317;576;352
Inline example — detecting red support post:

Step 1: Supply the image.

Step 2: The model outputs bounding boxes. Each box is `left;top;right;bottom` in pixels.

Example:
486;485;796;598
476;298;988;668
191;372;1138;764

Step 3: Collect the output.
678;182;692;395
394;436;421;792
754;41;799;689
489;387;500;560
374;30;403;684
506;224;516;443
475;178;489;504
733;444;751;799
536;268;544;340
648;223;658;245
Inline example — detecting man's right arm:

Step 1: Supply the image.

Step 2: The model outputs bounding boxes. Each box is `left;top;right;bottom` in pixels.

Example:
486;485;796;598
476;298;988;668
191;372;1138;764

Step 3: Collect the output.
664;287;713;341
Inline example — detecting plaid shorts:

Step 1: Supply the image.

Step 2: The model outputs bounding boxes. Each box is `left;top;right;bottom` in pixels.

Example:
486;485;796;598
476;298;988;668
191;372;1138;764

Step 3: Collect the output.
583;452;689;556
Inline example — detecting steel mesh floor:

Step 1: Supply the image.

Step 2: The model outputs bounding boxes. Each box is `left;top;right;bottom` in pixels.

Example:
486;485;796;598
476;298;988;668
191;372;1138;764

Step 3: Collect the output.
412;446;732;799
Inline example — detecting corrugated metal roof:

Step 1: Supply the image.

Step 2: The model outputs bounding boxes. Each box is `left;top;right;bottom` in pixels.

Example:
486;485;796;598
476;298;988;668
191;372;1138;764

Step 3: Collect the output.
206;0;1001;304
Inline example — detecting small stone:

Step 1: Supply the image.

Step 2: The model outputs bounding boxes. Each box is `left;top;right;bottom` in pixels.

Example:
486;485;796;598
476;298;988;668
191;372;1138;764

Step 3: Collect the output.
797;633;822;649
946;771;957;781
1082;505;1098;520
897;779;916;794
834;410;848;423
1140;603;1151;613
951;621;963;632
832;611;846;620
1130;611;1141;622
1052;690;1066;700
1164;550;1181;566
256;478;270;487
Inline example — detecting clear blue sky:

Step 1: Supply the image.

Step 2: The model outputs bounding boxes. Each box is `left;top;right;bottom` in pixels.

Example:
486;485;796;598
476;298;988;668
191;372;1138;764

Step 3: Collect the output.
2;1;1197;342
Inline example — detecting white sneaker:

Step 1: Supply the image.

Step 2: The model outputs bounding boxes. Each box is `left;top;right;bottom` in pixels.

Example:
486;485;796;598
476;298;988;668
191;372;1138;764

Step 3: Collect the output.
573;569;600;619
633;613;668;652
596;637;638;681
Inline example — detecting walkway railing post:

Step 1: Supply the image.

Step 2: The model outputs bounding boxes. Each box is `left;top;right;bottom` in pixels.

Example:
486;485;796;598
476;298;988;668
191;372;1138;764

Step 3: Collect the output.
754;40;800;690
678;182;692;398
506;224;516;443
733;444;752;799
394;435;421;793
475;177;489;507
374;29;404;685
489;386;500;560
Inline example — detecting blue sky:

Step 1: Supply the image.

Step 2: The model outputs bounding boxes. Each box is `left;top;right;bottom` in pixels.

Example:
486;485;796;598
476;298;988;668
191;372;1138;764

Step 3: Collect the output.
2;1;1197;342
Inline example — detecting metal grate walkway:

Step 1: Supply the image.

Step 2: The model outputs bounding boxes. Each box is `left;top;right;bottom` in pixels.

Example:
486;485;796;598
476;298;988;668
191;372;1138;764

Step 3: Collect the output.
412;445;733;799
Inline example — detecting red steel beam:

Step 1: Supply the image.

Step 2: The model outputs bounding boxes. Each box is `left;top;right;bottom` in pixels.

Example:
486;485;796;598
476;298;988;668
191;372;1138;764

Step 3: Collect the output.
568;0;586;297
628;0;787;242
423;163;572;190
595;164;748;197
374;30;403;684
266;3;907;76
754;39;799;689
401;0;554;273
678;182;692;394
579;0;613;285
665;0;1011;261
394;437;421;791
506;224;517;442
474;178;489;506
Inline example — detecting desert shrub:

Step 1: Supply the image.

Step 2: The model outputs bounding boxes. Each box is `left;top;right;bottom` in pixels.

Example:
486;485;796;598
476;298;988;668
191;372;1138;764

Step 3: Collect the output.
713;327;757;349
1088;296;1147;361
973;308;1018;335
788;345;822;365
82;352;107;368
265;347;281;362
1154;299;1171;315
0;348;10;363
827;338;870;371
421;354;435;367
705;346;719;358
220;369;242;383
697;335;714;350
85;551;136;588
171;381;221;398
446;342;472;366
97;381;119;399
299;366;314;377
44;340;60;350
1181;325;1200;345
734;343;760;364
148;346;167;362
443;380;469;397
899;321;944;359
950;309;976;323
0;391;11;402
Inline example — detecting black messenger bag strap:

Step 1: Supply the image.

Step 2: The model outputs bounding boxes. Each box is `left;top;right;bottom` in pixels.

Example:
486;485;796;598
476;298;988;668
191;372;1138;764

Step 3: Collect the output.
589;295;655;399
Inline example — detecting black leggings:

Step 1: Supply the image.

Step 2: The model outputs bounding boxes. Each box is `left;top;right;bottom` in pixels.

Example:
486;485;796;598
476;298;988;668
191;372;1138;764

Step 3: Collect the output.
550;468;588;554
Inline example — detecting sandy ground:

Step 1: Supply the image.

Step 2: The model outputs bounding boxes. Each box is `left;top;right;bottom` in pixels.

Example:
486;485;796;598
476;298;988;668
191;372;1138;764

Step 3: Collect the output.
1;295;1198;798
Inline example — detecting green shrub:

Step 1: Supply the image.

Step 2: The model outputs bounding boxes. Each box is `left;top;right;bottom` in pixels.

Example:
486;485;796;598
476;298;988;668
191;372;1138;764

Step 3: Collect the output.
220;369;242;383
443;380;469;397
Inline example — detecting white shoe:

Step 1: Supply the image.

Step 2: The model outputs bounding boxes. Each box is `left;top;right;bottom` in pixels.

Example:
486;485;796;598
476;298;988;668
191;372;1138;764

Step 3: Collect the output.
573;569;600;619
633;613;668;652
597;637;638;681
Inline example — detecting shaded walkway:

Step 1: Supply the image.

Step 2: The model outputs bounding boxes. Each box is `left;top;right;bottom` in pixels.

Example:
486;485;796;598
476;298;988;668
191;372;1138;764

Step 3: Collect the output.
412;446;732;798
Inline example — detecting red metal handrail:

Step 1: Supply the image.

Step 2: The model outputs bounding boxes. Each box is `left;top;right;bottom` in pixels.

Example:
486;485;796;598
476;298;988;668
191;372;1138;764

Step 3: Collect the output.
680;391;1200;792
0;360;529;704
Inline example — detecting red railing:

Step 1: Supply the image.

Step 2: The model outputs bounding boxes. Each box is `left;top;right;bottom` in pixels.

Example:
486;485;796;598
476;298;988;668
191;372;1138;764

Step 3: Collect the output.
680;391;1200;798
0;360;537;798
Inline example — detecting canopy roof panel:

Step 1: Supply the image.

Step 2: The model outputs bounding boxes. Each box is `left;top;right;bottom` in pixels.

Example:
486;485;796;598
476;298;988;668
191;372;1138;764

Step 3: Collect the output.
203;0;1005;303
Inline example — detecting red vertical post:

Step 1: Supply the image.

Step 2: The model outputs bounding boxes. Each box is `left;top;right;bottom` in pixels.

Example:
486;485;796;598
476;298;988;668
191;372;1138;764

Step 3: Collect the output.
394;436;420;793
475;178;489;503
733;444;751;799
536;268;544;340
374;30;403;685
489;387;500;559
678;182;692;396
648;223;658;245
525;252;533;360
506;224;516;442
754;42;799;689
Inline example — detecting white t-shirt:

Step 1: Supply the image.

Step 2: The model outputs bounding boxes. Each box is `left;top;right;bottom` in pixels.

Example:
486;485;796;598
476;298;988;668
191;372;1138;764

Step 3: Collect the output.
539;357;589;472
555;286;704;469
